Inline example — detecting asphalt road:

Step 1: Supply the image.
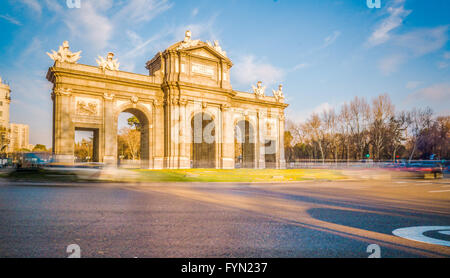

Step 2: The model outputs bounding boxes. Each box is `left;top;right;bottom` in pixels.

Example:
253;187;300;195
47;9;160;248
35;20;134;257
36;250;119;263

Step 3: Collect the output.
0;178;449;258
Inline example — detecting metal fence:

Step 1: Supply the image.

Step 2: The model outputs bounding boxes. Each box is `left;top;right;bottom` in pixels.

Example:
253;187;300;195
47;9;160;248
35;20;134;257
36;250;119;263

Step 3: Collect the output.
285;159;449;169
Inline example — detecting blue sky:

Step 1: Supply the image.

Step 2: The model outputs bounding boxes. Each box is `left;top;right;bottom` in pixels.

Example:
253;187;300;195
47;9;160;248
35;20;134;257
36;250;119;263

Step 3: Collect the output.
0;0;449;146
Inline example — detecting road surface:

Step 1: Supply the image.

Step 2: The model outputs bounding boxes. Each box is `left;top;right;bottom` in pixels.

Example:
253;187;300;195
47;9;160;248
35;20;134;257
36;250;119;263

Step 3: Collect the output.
0;178;449;257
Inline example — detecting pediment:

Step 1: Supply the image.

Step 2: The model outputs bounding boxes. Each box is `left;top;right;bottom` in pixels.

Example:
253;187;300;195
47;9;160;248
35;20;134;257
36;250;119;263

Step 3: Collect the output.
189;48;218;60
182;44;232;65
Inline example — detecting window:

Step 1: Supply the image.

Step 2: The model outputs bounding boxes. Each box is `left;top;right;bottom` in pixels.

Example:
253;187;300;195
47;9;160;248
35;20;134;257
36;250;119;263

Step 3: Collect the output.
0;101;3;106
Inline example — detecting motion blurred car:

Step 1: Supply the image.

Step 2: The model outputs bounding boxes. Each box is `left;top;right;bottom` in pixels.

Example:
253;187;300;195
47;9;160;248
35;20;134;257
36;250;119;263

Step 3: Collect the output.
403;161;443;178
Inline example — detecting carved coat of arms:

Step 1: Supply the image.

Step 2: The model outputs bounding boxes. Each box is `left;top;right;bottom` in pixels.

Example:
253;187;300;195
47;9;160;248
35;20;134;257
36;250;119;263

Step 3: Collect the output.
77;101;98;116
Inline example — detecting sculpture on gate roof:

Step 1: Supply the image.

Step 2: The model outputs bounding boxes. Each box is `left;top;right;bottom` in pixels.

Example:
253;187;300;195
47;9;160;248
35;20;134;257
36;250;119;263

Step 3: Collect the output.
96;52;120;71
272;84;284;102
252;81;266;97
47;41;81;63
177;30;201;50
206;40;227;57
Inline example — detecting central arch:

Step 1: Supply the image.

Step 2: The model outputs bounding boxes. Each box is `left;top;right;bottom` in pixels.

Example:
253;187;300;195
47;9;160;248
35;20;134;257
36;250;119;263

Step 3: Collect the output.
191;112;216;168
115;104;151;169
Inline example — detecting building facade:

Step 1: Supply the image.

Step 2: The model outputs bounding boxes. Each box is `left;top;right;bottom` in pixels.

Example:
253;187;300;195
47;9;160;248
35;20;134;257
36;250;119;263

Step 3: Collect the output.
0;77;11;153
9;123;29;152
46;32;288;169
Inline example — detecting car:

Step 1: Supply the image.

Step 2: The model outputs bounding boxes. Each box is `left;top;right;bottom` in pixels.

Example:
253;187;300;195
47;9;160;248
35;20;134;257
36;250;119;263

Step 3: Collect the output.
403;161;443;178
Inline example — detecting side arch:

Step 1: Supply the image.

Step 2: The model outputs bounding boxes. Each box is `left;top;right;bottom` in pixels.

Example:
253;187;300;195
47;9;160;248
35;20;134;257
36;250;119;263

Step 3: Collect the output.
234;119;256;168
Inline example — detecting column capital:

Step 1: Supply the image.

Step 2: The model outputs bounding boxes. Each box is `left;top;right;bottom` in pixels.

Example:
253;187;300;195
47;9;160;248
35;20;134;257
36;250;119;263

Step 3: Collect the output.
103;92;115;100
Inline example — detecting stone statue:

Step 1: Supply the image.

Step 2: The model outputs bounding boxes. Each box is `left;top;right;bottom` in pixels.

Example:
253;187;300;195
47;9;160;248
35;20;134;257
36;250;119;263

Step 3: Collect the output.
272;84;284;101
47;41;81;63
206;40;227;57
96;52;120;71
252;81;266;97
177;30;200;50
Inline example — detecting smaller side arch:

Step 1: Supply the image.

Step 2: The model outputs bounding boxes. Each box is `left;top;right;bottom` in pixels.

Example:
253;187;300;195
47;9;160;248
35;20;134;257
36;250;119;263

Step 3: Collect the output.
234;119;256;168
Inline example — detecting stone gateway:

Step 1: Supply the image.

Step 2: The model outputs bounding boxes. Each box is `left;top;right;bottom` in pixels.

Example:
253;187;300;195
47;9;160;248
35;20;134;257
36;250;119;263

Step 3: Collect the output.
46;32;288;169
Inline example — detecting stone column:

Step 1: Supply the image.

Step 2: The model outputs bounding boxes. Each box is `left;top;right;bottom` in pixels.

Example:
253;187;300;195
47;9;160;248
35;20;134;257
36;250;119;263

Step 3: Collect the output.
278;113;286;169
178;98;190;168
220;104;234;169
152;99;164;169
102;93;116;166
52;88;74;163
257;110;266;169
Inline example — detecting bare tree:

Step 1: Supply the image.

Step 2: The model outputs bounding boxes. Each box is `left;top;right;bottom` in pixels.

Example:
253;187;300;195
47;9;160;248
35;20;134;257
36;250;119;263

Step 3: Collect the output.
408;107;433;161
339;102;352;161
322;108;339;162
370;94;394;160
304;113;325;163
118;127;141;160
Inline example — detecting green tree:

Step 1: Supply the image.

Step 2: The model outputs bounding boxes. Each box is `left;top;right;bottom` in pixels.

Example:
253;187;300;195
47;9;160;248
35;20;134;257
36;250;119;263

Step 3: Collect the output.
32;144;47;152
127;116;141;131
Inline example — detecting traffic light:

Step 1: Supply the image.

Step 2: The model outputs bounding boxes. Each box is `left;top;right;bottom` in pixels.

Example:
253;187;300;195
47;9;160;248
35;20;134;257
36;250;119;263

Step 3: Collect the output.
366;154;370;158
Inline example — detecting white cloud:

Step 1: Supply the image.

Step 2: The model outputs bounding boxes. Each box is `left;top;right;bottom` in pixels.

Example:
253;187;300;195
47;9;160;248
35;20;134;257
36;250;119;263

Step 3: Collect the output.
378;54;405;75
174;14;221;43
376;26;448;74
64;2;113;51
231;55;284;88
286;102;334;123
405;81;422;90
19;0;42;16
394;26;448;56
323;31;341;48
367;1;411;47
44;0;64;13
192;8;199;17
437;51;450;69
114;0;172;23
409;83;450;102
312;102;333;114
16;37;42;67
438;62;448;69
0;14;22;25
292;63;310;71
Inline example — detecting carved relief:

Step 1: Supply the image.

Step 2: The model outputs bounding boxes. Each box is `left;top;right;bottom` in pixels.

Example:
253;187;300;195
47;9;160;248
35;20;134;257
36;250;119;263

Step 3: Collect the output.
103;93;115;100
153;99;164;108
77;100;98;116
52;88;72;99
130;96;139;104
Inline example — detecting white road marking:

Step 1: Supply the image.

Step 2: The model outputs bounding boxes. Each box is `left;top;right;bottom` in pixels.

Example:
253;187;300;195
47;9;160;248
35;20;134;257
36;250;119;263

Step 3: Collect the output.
428;189;450;193
392;226;450;247
439;231;450;236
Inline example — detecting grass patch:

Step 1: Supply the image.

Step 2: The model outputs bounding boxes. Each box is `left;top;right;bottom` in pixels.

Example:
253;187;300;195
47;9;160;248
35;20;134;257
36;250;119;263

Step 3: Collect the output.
134;168;346;182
